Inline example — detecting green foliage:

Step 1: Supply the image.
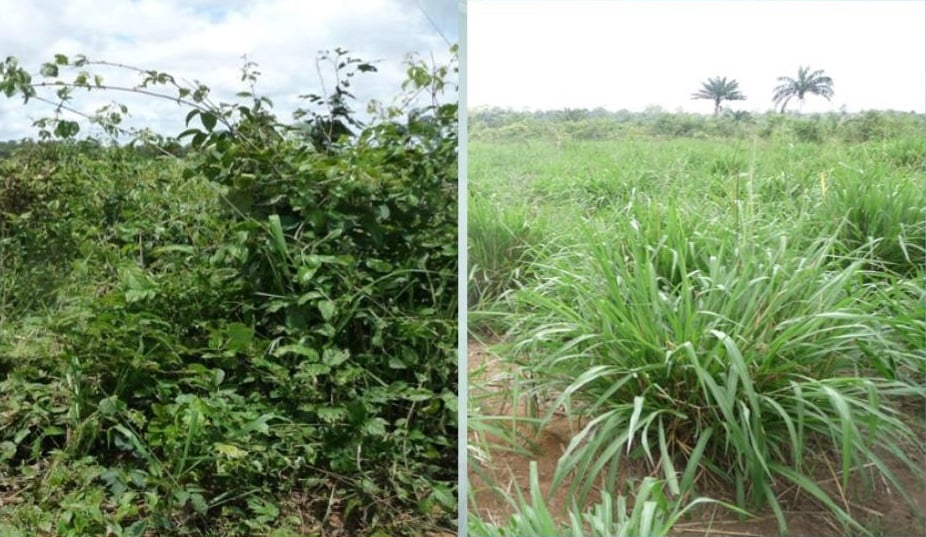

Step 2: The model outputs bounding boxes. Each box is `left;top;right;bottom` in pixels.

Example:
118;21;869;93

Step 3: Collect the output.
773;66;835;113
790;117;824;143
1;46;457;536
469;107;925;144
817;165;925;276
470;461;746;537
468;119;925;536
501;226;921;532
467;198;548;309
691;76;746;116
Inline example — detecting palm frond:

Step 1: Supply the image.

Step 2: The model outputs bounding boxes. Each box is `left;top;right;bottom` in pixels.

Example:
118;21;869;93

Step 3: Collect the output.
772;66;835;112
692;76;746;114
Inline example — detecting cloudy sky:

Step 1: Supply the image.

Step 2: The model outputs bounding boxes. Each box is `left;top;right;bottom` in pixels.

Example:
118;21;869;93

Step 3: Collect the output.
468;0;925;114
0;0;458;141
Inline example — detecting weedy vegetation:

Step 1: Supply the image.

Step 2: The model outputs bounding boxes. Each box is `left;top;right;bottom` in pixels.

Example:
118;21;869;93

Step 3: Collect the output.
0;47;457;536
468;108;925;536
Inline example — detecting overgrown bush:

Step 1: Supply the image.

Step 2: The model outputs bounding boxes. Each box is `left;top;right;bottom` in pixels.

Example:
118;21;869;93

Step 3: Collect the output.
468;108;926;145
1;46;457;536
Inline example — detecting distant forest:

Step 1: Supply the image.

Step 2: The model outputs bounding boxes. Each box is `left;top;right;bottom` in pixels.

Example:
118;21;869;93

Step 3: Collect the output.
468;107;926;143
0;138;189;160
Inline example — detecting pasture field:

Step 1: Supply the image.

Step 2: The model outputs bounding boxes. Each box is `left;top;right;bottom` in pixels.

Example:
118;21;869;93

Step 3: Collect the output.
467;112;925;536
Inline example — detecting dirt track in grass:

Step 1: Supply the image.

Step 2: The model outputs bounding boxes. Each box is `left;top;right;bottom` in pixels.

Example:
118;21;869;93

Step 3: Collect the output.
467;338;926;536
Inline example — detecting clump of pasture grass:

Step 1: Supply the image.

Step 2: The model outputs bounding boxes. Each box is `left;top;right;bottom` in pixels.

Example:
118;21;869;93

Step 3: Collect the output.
817;169;925;277
496;216;924;536
468;197;543;308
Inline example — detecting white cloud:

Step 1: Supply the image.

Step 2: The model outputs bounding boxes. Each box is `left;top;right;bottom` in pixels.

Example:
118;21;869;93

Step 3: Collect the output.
468;0;925;114
0;0;458;140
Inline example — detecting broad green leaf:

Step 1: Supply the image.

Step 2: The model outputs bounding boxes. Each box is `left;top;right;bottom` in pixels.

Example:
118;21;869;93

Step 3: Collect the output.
190;492;208;514
317;406;347;423
275;344;319;359
268;214;287;256
215;442;249;459
318;300;336;321
322;348;349;367
201;111;217;131
225;322;253;351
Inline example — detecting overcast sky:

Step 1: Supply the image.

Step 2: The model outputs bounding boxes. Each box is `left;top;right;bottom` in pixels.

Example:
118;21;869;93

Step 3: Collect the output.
0;0;458;141
468;0;925;114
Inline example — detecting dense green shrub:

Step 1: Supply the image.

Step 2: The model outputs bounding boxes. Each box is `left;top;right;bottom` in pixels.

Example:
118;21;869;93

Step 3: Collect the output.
1;47;457;536
790;117;825;143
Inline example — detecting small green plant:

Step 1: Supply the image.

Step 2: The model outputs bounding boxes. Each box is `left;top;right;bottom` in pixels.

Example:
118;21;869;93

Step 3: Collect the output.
469;461;747;537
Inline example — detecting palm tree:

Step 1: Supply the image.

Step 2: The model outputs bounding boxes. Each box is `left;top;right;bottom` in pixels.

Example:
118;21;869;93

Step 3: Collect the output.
691;76;746;116
724;109;752;123
772;66;834;113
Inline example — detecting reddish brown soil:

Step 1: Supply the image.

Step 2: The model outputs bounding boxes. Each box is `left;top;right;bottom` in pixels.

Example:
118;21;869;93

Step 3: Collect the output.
467;338;926;536
467;338;598;526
